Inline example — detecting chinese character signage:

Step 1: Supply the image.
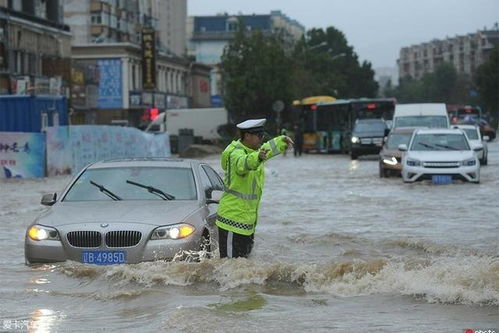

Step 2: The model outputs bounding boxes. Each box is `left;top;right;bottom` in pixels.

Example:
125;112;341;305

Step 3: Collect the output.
0;132;45;178
142;29;156;90
44;126;170;175
97;59;123;109
129;92;142;108
154;93;166;109
45;127;72;176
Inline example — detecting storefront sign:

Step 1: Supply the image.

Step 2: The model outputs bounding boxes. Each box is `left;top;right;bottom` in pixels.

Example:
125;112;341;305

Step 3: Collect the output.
154;93;166;109
142;29;156;90
97;59;123;109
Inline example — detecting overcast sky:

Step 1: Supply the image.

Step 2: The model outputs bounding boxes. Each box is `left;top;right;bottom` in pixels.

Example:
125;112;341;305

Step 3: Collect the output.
188;0;499;69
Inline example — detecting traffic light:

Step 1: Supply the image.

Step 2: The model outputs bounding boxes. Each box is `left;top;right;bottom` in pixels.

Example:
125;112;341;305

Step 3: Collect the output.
149;108;159;120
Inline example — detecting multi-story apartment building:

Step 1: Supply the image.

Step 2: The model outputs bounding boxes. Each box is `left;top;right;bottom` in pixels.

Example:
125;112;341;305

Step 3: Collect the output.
64;0;210;126
158;0;186;57
398;27;499;80
187;11;305;105
188;10;304;65
0;0;71;95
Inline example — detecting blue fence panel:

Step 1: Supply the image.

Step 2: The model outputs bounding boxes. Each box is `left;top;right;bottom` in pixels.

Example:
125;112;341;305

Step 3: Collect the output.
0;96;68;132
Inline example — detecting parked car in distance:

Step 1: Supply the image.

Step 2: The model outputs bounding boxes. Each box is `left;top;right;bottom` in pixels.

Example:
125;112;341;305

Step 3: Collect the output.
25;158;224;265
393;103;450;129
350;118;389;160
379;128;415;177
453;124;488;165
399;128;482;184
477;118;496;141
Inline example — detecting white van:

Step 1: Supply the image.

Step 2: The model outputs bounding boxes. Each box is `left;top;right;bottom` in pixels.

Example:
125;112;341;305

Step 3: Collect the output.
145;108;228;141
393;103;449;129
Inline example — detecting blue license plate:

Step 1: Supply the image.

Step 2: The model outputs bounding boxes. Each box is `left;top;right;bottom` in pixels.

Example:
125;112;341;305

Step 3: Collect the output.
82;250;126;265
432;175;452;184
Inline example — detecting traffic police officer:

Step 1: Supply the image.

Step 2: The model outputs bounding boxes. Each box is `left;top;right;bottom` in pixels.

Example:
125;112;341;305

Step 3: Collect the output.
216;118;294;258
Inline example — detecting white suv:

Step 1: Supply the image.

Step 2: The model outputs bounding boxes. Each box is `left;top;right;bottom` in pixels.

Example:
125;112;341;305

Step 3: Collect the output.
399;128;482;184
453;124;488;165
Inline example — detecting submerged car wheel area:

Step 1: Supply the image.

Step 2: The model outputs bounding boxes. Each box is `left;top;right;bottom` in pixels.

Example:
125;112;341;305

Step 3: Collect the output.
25;158;224;265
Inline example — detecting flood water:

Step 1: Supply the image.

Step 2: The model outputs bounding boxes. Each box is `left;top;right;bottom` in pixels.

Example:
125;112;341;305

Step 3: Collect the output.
1;141;498;332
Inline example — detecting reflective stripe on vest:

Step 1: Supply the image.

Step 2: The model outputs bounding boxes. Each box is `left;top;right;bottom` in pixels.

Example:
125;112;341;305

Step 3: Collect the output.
225;188;258;200
217;215;253;231
269;138;279;155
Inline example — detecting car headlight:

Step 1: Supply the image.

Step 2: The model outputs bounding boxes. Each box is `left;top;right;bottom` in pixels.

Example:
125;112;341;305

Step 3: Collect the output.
382;156;398;165
462;158;476;166
351;136;360;144
27;225;60;241
150;223;195;240
406;158;421;167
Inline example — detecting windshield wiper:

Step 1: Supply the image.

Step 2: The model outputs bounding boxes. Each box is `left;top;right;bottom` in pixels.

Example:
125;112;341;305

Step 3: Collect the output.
126;180;175;201
435;144;459;150
417;142;436;149
89;180;122;201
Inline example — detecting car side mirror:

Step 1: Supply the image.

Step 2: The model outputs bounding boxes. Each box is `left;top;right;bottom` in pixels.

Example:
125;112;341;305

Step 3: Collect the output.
206;190;223;205
398;144;408;151
384;128;390;137
482;135;490;142
41;193;57;206
473;144;483;152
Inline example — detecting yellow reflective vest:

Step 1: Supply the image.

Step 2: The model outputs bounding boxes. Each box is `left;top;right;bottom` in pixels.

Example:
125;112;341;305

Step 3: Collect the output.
216;136;288;235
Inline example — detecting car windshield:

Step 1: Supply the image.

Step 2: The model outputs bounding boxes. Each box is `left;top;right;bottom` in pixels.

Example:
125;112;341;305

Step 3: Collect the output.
354;121;386;133
462;128;479;140
63;167;197;201
410;133;470;151
386;133;412;149
395;116;448;128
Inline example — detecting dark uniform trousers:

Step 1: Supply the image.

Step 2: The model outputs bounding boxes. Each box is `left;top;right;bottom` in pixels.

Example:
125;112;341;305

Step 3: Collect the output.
218;227;254;258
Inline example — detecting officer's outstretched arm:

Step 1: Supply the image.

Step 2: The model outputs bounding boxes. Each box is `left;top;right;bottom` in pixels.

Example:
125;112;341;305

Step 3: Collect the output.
232;136;288;175
259;136;289;161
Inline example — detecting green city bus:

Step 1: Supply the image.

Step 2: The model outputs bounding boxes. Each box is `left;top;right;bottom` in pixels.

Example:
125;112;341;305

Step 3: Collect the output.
303;98;396;153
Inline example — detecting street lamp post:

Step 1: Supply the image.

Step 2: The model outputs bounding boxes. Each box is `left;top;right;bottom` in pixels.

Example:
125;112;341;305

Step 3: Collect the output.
309;41;328;50
330;52;346;61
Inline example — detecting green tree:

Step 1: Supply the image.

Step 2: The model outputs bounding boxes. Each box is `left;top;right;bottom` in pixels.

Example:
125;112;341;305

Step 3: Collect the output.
220;24;293;126
291;27;378;99
475;45;499;122
391;62;471;104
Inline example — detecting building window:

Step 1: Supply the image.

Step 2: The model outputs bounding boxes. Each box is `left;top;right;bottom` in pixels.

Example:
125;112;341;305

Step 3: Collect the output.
226;17;239;32
91;14;102;24
132;64;136;90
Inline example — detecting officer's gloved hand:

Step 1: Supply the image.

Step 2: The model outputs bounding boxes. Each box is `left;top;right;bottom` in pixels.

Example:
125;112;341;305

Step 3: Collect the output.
283;136;294;147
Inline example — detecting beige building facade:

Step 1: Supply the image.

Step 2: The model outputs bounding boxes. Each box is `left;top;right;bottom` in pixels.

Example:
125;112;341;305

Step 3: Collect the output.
0;0;71;95
398;28;499;80
158;0;186;57
64;0;209;127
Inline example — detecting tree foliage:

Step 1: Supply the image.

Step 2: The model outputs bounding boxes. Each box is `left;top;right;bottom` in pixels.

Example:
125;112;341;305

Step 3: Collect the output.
475;45;499;119
291;27;378;99
385;62;471;104
220;24;379;127
220;25;292;125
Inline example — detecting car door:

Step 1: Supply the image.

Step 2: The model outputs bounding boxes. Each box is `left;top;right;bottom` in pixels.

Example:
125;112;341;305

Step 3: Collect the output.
199;164;223;226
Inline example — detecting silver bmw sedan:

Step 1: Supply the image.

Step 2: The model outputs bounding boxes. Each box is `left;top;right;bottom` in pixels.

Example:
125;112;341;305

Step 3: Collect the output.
25;158;224;265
